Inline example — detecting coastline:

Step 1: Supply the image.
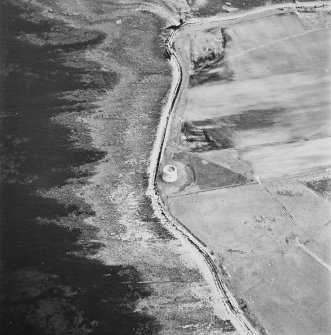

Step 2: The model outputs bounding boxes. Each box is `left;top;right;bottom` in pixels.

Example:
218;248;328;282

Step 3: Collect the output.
1;1;229;334
1;0;329;334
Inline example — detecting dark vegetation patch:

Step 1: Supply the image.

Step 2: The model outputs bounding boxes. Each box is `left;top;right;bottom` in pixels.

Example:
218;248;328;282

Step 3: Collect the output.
276;189;303;197
214;319;236;332
182;122;219;151
174;152;248;190
0;1;160;334
182;122;236;151
192;28;231;71
192;107;285;131
203;127;235;149
138;196;175;240
190;67;234;86
190;28;234;87
192;48;224;71
182;108;284;151
304;177;331;199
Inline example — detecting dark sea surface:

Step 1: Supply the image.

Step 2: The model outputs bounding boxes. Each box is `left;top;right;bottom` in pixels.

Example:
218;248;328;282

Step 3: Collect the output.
0;2;160;334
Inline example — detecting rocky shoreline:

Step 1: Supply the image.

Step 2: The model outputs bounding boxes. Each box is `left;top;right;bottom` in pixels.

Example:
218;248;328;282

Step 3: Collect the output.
2;1;328;334
1;1;224;334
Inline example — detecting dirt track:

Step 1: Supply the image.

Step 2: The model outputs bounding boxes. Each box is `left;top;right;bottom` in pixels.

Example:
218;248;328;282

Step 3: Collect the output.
1;1;330;334
158;4;331;335
1;1;228;334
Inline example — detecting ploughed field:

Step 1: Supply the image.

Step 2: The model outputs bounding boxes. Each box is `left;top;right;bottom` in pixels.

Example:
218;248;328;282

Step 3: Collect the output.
185;13;331;179
160;11;331;335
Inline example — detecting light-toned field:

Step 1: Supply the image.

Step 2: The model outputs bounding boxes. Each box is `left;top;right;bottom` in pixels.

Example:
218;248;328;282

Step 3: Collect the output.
169;182;331;335
184;14;331;179
161;10;331;335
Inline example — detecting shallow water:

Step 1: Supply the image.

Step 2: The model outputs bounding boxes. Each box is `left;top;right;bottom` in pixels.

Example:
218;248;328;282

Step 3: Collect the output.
0;3;160;334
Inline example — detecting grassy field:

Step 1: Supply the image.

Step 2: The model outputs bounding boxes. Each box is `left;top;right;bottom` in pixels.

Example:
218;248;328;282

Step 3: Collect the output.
163;10;331;335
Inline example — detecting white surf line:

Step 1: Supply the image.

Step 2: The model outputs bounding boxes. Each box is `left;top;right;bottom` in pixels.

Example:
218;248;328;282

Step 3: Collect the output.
145;2;330;334
294;237;331;272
